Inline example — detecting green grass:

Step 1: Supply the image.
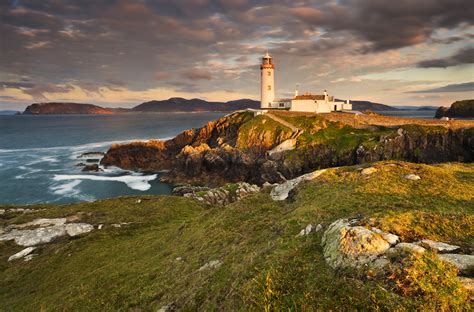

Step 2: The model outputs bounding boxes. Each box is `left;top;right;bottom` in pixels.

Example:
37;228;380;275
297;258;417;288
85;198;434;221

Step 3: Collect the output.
1;161;473;311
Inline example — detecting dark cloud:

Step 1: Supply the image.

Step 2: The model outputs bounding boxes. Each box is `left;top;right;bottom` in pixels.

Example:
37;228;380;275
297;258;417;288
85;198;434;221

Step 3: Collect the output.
0;0;473;103
166;81;200;93
408;82;474;93
181;68;213;80
0;81;36;89
417;47;474;68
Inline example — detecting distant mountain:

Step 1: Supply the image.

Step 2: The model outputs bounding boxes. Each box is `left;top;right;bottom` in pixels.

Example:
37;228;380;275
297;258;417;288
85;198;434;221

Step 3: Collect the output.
132;97;259;112
393;105;439;111
23;103;117;115
435;100;474;118
21;98;399;115
0;110;20;115
343;100;398;111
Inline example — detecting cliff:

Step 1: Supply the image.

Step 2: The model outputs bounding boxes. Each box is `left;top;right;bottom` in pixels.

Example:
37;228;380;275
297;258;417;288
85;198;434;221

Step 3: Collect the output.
101;111;474;186
23;102;116;115
435;100;474;118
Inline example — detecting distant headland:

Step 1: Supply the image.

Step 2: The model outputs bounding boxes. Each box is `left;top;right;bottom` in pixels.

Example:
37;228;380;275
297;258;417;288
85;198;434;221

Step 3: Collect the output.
20;98;407;115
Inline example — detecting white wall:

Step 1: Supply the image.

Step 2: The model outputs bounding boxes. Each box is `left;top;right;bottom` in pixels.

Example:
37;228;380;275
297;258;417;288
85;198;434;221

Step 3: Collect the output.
290;99;316;112
261;67;275;108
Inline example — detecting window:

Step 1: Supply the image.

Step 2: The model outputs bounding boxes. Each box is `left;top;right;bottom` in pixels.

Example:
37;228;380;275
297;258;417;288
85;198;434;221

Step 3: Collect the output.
279;102;285;108
267;85;271;91
267;71;271;76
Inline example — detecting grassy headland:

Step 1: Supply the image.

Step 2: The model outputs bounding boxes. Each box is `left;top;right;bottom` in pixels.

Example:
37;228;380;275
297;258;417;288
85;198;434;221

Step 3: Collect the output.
1;161;473;311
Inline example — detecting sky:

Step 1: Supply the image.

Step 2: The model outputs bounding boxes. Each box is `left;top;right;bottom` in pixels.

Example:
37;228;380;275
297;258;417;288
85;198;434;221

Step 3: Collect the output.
0;0;473;110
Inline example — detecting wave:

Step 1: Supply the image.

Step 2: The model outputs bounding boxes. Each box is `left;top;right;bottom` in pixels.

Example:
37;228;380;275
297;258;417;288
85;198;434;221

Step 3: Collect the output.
0;137;173;154
53;173;158;191
50;179;82;195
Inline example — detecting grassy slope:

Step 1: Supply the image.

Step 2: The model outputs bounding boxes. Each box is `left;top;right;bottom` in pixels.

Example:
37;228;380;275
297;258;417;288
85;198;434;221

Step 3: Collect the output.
1;161;473;311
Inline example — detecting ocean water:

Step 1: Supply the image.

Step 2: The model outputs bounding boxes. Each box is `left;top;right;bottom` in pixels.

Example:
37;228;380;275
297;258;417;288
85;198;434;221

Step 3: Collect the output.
377;110;436;119
0;112;225;205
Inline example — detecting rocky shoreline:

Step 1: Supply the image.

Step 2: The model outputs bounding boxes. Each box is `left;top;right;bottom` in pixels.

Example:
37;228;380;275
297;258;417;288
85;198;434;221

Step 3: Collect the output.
100;111;474;187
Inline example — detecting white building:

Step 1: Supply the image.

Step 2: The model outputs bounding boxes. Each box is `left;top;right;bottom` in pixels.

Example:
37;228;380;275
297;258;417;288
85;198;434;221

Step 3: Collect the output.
260;53;352;113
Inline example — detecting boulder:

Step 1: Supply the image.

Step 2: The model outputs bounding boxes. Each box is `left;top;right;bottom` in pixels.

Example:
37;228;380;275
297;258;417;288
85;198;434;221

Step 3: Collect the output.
405;174;421;180
419;239;460;253
13;218;67;229
371;227;399;245
1;226;67;247
198;260;222;271
65;223;94;237
438;254;474;275
0;220;94;247
392;242;426;254
192;182;260;206
172;185;210;196
321;219;392;269
8;247;36;261
271;169;327;201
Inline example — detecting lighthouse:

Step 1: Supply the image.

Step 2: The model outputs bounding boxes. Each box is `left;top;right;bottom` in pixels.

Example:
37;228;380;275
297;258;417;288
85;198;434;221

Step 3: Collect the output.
260;52;275;109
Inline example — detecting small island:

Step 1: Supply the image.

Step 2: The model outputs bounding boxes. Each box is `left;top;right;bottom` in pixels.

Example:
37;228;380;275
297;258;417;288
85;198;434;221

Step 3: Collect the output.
23;102;116;115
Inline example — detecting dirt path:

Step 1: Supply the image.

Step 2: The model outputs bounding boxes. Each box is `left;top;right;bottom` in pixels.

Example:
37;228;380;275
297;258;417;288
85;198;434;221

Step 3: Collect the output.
266;112;301;132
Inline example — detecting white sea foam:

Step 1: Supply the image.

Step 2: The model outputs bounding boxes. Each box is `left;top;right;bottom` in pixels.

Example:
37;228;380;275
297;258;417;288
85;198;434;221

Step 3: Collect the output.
53;174;157;191
50;180;82;195
0;138;173;154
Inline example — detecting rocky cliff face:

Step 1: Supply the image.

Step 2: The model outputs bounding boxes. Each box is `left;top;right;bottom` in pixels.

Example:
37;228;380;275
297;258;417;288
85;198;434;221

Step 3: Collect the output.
101;111;474;186
23;103;116;115
435;100;474;118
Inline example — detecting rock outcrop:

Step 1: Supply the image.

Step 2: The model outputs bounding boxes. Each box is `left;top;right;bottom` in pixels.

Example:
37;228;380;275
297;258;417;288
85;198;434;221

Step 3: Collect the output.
0;218;94;247
321;218;473;293
101;111;474;187
176;182;260;206
321;219;396;269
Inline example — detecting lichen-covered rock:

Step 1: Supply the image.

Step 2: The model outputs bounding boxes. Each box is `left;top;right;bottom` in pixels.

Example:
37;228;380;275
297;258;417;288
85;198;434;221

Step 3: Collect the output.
271;169;327;201
191;182;260;206
392;242;426;254
13;218;67;229
0;219;94;247
1;226;67;247
371;227;399;245
65;223;94;237
438;254;474;275
419;239;460;253
198;260;222;271
321;219;392;269
8;247;36;261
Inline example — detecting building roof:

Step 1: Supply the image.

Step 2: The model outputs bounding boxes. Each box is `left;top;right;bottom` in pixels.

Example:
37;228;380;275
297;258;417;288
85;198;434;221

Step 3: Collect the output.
294;94;325;100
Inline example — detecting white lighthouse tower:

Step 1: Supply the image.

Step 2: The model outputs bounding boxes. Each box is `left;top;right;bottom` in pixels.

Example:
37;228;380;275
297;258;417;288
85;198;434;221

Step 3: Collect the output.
260;52;275;109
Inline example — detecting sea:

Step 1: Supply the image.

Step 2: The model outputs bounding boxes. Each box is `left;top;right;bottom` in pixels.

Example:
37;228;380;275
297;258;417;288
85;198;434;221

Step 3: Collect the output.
0;110;438;205
0;112;225;205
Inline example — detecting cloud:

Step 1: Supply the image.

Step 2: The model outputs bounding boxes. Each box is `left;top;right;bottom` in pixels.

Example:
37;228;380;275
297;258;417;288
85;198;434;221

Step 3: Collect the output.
180;68;213;80
408;82;474;93
0;81;36;89
0;0;473;108
417;47;474;68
